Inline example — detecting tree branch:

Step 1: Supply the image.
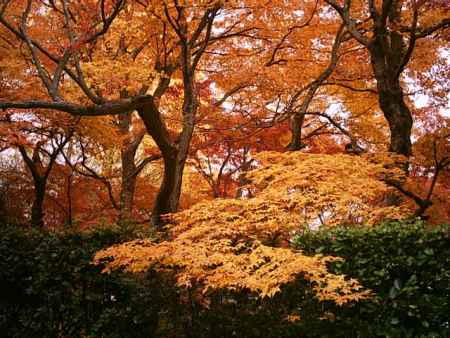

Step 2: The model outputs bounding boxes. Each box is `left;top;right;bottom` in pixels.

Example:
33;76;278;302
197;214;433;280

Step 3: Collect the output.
0;95;154;116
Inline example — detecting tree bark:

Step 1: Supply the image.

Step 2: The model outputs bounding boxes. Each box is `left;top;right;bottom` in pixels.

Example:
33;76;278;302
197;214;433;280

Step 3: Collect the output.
117;110;142;223
378;84;413;156
287;113;306;151
148;86;196;228
369;36;413;156
286;25;344;152
31;178;46;228
141;11;198;228
148;124;194;227
18;145;47;227
325;0;416;157
137;96;194;229
119;152;137;222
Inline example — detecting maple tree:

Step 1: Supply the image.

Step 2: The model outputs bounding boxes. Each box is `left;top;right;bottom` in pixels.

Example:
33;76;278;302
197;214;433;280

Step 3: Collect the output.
0;0;448;226
0;0;259;227
324;0;450;156
95;152;392;303
405;117;450;220
0;109;77;226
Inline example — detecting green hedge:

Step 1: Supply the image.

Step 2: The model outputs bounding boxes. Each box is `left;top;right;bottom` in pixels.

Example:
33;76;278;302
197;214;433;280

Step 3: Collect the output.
173;221;450;337
293;220;450;337
0;224;164;338
1;220;449;337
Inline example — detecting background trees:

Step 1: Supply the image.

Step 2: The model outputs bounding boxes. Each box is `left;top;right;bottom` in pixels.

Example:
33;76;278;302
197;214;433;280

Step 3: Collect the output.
0;0;449;226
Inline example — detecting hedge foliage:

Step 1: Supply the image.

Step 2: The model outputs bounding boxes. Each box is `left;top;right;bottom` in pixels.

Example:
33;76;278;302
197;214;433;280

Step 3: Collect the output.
0;223;165;338
294;220;450;337
1;220;449;337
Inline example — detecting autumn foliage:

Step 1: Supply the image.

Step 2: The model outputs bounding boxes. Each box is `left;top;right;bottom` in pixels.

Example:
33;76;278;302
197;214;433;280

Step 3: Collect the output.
0;0;449;334
94;151;411;304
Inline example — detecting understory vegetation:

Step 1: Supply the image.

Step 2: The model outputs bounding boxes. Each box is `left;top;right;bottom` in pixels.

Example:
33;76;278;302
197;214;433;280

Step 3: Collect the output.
1;220;448;338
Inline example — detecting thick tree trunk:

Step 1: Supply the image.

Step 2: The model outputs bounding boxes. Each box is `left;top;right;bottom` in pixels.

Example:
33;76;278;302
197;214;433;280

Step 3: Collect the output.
366;2;413;157
369;34;413;207
31;179;46;227
150;152;179;226
137;97;195;228
149;31;197;228
139;7;201;229
150;117;194;228
378;86;413;156
369;37;413;157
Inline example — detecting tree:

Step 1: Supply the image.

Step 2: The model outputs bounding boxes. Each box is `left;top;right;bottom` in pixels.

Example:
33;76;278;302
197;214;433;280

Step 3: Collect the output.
95;150;411;305
1;0;449;230
0;0;259;227
1;110;76;226
324;0;450;156
400;117;450;219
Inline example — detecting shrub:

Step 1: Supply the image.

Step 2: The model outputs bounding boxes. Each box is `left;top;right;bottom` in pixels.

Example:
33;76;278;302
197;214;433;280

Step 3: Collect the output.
0;223;161;338
2;220;448;337
293;220;450;337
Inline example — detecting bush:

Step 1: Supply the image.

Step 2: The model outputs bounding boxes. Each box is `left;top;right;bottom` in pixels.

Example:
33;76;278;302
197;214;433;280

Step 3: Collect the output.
2;220;449;337
0;223;162;338
293;220;450;337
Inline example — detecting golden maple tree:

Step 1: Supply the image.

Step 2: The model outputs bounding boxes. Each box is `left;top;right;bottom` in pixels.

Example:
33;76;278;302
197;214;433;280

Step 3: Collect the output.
94;150;412;304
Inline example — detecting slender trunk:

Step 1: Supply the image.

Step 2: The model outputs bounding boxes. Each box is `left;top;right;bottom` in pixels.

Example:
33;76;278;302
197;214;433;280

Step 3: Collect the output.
66;172;73;227
117;97;142;222
119;150;137;222
31;179;46;227
287;25;344;152
287;113;305;151
235;150;253;198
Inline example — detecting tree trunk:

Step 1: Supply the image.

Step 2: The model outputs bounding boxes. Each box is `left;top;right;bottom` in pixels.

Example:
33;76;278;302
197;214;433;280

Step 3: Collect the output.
137;97;195;228
31;179;46;227
367;4;414;157
150;152;178;226
377;84;413;156
287;113;306;151
139;9;200;229
369;33;413;207
150;117;194;228
117;111;141;223
148;32;197;227
370;39;413;156
119;150;137;222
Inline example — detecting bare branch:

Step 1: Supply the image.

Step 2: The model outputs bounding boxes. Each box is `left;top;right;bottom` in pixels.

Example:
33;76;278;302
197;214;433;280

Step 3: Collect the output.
325;0;371;46
0;95;154;116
